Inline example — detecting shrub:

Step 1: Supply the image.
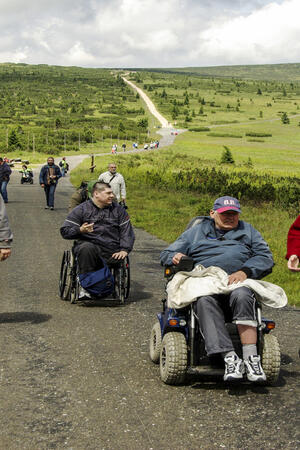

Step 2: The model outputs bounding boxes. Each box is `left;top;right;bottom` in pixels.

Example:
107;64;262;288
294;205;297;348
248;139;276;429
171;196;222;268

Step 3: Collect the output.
220;146;235;164
188;126;210;132
245;132;272;137
207;132;242;138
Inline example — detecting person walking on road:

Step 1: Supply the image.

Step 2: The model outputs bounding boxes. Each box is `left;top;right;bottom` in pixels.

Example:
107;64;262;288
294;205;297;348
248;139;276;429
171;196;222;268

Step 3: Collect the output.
0;195;12;261
98;163;126;204
0;157;12;203
39;157;62;210
59;157;69;177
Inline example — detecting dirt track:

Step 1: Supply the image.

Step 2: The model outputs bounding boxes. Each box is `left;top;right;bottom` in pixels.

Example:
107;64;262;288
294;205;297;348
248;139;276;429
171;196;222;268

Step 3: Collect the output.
0;167;299;449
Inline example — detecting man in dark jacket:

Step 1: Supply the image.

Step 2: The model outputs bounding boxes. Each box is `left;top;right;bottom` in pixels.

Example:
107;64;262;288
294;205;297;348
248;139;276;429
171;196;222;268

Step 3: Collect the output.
39;157;62;210
61;182;135;291
0;157;12;203
160;196;274;383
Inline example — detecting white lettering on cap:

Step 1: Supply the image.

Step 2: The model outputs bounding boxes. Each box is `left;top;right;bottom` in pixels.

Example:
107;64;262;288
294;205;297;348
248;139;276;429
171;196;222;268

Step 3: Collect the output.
224;199;235;205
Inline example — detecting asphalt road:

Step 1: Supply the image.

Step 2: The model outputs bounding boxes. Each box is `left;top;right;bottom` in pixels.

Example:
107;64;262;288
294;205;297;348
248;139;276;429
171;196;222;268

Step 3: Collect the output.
0;169;299;450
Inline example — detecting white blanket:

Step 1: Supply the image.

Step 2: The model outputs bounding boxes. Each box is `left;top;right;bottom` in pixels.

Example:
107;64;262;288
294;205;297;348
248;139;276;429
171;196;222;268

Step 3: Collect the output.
167;265;288;309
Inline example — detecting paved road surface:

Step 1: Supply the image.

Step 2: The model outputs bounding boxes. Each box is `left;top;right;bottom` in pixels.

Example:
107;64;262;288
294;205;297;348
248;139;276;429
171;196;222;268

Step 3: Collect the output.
0;170;299;449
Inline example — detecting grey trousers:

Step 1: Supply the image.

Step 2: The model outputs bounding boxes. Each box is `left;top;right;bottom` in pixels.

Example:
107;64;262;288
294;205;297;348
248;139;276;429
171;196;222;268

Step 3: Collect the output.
195;287;257;356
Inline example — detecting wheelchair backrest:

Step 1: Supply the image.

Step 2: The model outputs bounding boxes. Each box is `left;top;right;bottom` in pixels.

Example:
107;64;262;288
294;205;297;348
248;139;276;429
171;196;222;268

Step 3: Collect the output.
185;216;206;231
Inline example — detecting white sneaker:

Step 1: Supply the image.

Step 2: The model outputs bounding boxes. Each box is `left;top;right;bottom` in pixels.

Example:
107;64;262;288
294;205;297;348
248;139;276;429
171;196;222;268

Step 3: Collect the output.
244;355;266;382
224;355;244;381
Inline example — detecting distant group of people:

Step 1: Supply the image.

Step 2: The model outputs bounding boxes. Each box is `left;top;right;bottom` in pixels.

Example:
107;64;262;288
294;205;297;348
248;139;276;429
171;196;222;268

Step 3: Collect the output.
110;141;160;154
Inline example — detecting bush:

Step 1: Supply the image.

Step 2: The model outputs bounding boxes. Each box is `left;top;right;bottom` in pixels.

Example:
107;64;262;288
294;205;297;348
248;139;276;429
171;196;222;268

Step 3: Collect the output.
245;132;272;137
188;127;210;132
220;146;235;164
207;132;242;138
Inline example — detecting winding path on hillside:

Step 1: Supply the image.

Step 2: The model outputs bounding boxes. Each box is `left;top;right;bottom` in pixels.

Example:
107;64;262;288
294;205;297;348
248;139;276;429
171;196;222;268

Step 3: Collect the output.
122;76;172;128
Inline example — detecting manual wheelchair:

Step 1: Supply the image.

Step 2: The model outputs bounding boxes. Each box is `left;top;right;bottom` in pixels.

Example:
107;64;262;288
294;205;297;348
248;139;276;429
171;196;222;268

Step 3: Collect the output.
149;217;281;386
59;245;130;305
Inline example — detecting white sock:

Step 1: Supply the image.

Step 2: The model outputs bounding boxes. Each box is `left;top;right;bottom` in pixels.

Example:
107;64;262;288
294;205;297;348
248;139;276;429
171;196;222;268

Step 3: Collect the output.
242;344;257;360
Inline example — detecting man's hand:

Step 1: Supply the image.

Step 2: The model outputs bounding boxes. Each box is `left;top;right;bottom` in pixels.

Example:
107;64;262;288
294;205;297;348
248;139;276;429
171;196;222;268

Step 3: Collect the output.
80;222;94;233
287;254;300;272
112;250;128;260
40;183;45;188
0;248;11;261
228;270;247;285
172;252;187;265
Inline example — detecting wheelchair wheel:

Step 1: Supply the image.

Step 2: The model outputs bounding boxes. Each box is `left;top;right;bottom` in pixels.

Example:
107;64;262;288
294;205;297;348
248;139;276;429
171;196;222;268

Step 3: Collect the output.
160;332;188;385
261;334;281;385
113;258;130;304
70;260;80;304
124;257;130;299
59;250;73;301
149;321;162;364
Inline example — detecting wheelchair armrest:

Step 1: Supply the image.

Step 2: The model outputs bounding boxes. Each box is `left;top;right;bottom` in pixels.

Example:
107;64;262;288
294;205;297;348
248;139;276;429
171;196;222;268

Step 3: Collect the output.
164;256;194;278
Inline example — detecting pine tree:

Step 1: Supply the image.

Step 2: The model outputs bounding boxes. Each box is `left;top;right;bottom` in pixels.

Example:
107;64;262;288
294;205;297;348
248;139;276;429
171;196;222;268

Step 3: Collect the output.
220;146;234;164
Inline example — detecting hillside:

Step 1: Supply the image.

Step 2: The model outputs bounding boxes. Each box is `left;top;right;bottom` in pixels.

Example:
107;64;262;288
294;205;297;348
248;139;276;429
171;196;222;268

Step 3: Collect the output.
141;63;300;82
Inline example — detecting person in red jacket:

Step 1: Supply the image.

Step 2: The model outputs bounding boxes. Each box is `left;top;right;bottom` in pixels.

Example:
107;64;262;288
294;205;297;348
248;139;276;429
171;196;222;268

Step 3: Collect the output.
286;215;300;272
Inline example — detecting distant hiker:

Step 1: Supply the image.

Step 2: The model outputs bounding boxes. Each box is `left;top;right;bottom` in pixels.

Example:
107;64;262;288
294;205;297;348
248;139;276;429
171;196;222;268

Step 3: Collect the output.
59;157;69;177
19;164;33;184
122;143;126;152
286;215;300;272
111;144;117;154
0;157;12;204
98;163;126;204
68;181;89;212
0;195;12;261
39;157;62;210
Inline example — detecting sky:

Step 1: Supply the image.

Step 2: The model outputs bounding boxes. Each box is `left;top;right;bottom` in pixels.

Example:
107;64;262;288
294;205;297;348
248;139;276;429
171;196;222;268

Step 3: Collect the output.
0;0;299;68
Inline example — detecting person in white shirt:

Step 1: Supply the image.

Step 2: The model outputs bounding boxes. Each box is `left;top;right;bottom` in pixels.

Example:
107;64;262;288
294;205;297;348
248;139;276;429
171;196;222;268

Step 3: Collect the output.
98;163;126;203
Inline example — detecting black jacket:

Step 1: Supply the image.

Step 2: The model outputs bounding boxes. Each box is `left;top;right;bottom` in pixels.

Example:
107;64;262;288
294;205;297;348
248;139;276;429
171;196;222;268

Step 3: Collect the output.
60;199;135;253
0;162;12;182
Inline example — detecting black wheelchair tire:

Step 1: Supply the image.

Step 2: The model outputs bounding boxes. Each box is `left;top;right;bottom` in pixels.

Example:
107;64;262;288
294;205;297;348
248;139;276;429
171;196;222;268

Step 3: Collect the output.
160;332;188;385
59;250;72;301
261;334;281;385
149;321;162;364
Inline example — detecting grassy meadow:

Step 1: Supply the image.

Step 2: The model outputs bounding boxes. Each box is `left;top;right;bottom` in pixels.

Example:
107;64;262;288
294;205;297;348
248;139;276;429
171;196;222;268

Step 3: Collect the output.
0;63;159;158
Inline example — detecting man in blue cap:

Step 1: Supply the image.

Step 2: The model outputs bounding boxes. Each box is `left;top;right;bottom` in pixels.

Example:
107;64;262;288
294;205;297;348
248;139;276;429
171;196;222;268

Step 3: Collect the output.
160;196;274;383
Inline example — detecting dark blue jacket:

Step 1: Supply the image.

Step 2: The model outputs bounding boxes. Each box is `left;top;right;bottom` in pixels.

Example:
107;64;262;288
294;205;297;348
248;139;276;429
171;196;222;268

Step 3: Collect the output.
60;199;135;253
39;164;62;185
0;162;12;182
160;217;274;279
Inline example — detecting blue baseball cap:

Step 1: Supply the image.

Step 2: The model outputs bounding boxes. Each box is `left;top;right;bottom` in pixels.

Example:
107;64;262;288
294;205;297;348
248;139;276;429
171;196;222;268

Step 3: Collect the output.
213;196;241;213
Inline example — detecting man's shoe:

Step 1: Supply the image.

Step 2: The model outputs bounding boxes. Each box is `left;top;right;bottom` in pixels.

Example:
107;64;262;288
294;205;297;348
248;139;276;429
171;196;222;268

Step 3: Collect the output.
50;207;54;210
224;355;244;381
244;355;266;382
45;206;49;209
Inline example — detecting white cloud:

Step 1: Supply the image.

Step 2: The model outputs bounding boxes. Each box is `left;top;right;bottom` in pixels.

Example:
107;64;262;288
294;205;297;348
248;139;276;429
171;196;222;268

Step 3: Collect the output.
197;0;300;65
0;0;297;67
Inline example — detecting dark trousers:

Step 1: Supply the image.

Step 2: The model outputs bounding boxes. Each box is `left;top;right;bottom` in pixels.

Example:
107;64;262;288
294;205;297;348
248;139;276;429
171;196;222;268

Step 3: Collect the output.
73;241;115;274
44;184;57;207
0;180;8;203
195;287;257;356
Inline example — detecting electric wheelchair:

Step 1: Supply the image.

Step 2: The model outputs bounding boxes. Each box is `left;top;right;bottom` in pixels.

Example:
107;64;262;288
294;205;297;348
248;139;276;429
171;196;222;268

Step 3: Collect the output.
59;245;130;305
149;217;281;386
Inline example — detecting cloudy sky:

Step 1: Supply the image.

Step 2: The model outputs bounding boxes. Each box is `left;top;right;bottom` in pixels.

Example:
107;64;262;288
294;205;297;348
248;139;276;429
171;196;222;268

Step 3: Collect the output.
0;0;299;68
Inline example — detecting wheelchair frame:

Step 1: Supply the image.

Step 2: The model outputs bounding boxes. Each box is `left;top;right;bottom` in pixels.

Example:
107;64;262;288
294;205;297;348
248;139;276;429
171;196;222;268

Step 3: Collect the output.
150;258;281;386
59;247;130;305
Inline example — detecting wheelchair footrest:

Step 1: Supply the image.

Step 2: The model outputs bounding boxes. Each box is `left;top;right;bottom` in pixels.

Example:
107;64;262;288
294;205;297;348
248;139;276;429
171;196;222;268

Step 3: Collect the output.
187;366;224;376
